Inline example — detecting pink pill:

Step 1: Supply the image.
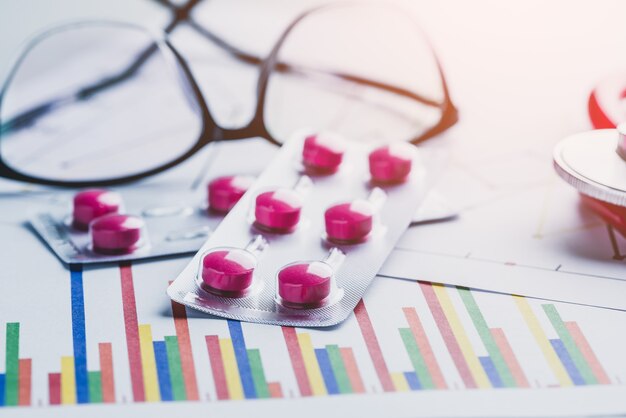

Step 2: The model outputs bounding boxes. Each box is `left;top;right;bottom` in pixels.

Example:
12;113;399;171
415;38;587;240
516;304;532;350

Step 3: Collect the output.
369;143;415;184
208;175;254;213
325;200;374;243
255;189;303;233
72;189;122;230
302;134;344;175
278;261;333;307
91;214;144;254
201;249;257;295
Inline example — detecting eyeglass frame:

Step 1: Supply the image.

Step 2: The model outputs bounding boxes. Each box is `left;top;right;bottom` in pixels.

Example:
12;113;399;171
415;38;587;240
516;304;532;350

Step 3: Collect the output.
0;0;458;188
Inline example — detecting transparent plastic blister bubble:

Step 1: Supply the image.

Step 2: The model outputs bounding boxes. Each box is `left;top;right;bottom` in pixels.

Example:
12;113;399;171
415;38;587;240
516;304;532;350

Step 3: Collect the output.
29;177;255;265
168;131;427;327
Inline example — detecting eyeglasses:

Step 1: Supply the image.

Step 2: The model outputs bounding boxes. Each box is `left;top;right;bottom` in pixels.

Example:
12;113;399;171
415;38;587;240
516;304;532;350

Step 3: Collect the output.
0;0;458;187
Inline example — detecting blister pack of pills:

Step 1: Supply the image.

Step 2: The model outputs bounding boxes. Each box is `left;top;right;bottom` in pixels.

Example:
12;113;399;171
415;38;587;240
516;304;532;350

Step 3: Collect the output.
29;175;255;265
167;132;426;327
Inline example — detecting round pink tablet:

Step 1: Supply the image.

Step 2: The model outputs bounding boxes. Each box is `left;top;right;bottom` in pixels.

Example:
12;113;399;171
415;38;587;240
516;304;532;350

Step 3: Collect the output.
302;134;344;175
90;214;144;254
72;189;122;230
278;261;333;307
369;143;415;184
201;249;257;295
325;199;374;243
254;189;303;233
208;175;254;213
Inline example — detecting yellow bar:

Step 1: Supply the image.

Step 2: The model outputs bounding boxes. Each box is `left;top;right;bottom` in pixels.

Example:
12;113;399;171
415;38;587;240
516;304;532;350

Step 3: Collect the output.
61;356;76;405
391;373;410;392
219;338;244;400
297;333;327;396
433;284;492;389
138;324;161;401
514;296;572;386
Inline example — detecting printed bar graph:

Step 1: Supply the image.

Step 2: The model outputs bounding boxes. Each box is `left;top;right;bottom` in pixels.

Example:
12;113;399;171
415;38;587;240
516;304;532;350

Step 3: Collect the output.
514;296;572;386
402;307;447;389
205;336;228;400
283;327;366;396
563;322;610;384
4;323;20;406
70;265;89;404
325;345;352;394
247;349;270;398
98;343;115;403
120;263;145;402
458;287;516;388
490;329;530;388
206;321;278;400
48;373;61;405
430;284;491;388
339;348;365;393
419;282;476;388
18;359;31;406
354;300;395;392
61;356;76;404
164;336;186;401
88;371;102;403
1;323;32;407
514;297;610;387
119;264;201;404
170;298;199;401
281;327;312;397
154;341;173;401
542;305;597;385
2;261;619;409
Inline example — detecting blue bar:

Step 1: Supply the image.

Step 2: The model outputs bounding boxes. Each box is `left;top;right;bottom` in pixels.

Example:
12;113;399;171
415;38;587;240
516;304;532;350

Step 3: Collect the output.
314;348;339;395
403;371;422;391
0;374;5;406
227;321;257;399
550;339;585;386
153;341;173;401
70;265;89;403
479;356;503;388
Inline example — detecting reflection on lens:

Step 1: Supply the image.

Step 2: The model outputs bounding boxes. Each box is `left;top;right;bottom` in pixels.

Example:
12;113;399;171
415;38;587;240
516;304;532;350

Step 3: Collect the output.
264;4;446;144
0;22;203;182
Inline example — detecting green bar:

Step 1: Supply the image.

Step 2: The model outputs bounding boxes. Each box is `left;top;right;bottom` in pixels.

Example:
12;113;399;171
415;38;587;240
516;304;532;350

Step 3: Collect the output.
5;323;19;406
88;371;103;403
457;287;516;387
246;349;270;398
542;304;597;384
325;345;352;394
164;336;187;401
399;328;434;389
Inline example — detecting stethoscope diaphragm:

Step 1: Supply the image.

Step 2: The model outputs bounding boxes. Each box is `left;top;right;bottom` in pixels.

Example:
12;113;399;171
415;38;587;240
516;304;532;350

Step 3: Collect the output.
553;127;626;207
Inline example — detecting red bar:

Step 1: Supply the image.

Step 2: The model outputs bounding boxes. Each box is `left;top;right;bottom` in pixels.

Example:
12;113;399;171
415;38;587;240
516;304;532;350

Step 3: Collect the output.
403;307;448;389
99;342;116;403
268;382;283;398
354;300;395;392
490;328;530;388
419;282;476;389
340;347;365;393
565;322;611;384
171;299;200;400
281;327;312;397
49;373;61;405
18;359;32;406
205;335;229;400
119;263;145;402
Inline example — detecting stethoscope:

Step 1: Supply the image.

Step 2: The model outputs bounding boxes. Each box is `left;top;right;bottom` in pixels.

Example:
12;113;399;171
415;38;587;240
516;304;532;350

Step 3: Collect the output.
553;72;626;245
